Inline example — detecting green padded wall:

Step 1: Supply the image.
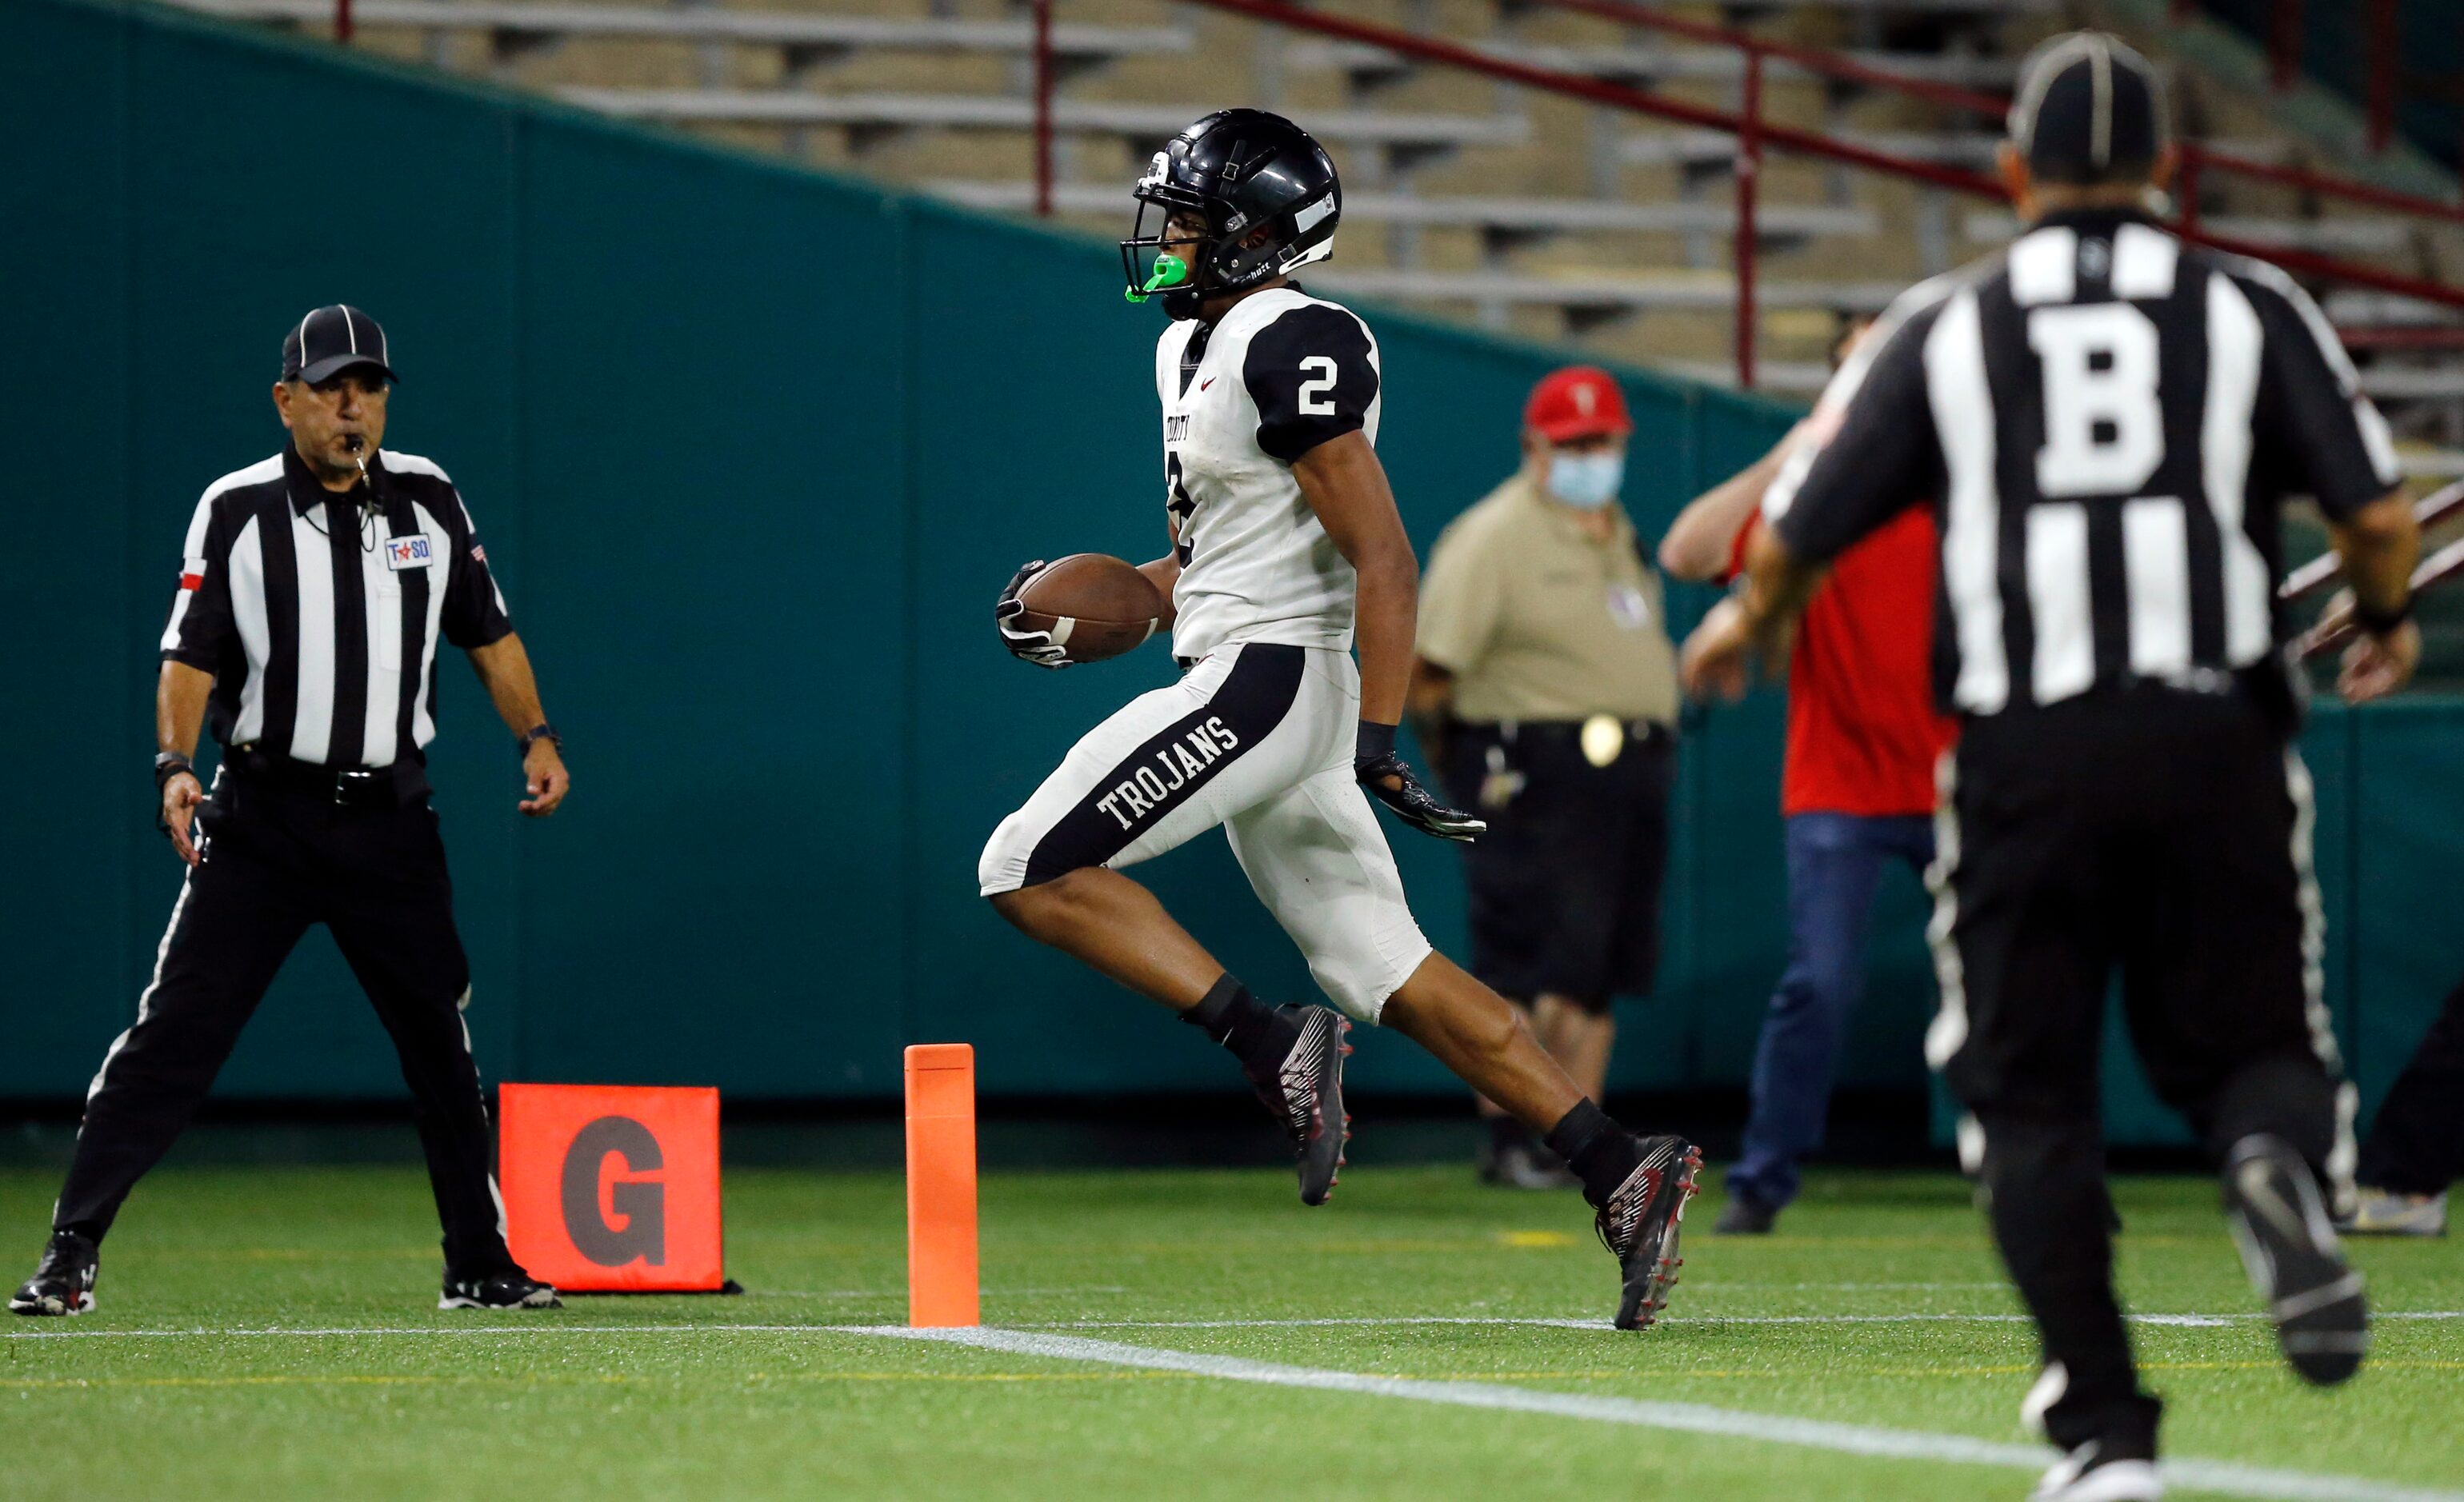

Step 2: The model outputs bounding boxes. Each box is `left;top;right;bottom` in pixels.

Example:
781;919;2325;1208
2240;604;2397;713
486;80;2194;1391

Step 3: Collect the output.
2;0;2454;1140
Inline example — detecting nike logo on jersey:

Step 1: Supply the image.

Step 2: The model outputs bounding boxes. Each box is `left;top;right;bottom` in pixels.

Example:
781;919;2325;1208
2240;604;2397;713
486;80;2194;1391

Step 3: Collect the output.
1094;717;1242;830
1200;377;1216;390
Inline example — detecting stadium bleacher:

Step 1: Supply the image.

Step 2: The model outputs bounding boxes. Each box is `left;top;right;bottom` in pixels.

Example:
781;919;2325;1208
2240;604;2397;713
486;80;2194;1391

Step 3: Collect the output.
171;0;2464;451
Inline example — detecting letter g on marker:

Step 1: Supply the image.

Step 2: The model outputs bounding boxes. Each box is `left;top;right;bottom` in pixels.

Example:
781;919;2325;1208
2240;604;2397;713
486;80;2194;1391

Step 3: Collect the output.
561;1115;668;1267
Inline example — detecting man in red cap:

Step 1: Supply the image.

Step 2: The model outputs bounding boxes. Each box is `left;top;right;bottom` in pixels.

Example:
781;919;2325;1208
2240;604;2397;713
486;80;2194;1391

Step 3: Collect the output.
1411;366;1682;1187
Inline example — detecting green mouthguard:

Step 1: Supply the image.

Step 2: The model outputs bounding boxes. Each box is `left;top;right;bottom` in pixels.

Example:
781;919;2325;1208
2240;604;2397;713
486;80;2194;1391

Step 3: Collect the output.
1126;254;1190;303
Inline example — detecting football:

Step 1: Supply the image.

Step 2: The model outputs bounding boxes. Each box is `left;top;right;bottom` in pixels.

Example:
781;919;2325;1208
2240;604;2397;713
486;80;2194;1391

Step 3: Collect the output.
1013;553;1167;664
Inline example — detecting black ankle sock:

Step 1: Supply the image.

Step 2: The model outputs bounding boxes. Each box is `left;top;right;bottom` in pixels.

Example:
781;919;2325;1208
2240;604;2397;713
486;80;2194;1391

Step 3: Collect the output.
1181;974;1298;1075
1546;1099;1643;1206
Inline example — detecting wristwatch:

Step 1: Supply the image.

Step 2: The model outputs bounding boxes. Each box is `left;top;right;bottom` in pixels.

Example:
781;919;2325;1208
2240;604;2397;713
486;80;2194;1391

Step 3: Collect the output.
154;752;195;790
516;722;562;756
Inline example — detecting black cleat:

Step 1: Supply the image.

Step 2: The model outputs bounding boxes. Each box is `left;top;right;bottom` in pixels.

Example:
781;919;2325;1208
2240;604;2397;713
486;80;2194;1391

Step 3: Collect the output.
1244;1005;1350;1206
9;1230;98;1317
440;1270;563;1311
1594;1136;1702;1330
1478;1136;1578;1192
1713;1192;1778;1236
2223;1134;2367;1385
2029;1439;2162;1502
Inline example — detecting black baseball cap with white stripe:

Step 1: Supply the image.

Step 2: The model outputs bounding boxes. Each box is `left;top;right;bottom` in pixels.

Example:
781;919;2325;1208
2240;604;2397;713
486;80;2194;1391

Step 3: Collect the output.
2008;32;2170;186
281;304;397;385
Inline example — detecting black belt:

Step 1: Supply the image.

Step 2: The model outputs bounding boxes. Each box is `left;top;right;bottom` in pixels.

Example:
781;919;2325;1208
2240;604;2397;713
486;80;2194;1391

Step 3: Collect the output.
1462;717;1674;749
225;745;429;807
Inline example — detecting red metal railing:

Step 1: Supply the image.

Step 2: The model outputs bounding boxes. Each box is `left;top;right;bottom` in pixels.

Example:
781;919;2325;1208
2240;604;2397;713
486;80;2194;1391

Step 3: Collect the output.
2290;481;2464;658
1030;0;1054;218
1026;0;2464;387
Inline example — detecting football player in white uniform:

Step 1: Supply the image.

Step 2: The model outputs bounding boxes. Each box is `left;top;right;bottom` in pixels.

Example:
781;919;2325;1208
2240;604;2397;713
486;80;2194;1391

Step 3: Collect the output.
978;110;1700;1328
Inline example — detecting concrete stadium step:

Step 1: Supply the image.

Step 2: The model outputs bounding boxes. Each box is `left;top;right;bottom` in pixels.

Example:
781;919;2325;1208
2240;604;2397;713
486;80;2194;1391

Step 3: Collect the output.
1741;0;2052;9
929;179;1877;241
1621;128;2290;170
1310;266;1911;315
1289;38;2020;90
558;90;1530;154
1962;210;2425;258
178;0;1194;62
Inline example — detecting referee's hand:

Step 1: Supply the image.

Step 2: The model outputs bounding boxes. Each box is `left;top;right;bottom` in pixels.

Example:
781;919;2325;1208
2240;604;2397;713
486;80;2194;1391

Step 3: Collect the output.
162;773;204;866
2339;619;2421;705
521;740;570;817
1679;596;1756;702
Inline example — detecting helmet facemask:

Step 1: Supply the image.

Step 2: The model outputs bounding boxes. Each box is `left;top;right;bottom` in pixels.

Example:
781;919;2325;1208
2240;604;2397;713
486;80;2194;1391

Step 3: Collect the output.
1120;192;1220;320
1121;169;1340;320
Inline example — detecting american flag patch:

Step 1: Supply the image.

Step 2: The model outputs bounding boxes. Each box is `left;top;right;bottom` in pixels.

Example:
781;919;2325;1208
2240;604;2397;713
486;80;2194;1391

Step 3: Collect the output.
470;543;487;565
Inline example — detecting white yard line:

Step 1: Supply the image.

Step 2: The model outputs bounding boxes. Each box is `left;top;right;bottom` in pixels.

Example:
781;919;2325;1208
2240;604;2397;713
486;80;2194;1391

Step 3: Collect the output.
1027;1310;2464;1332
849;1324;2464;1502
5;1310;2458;1340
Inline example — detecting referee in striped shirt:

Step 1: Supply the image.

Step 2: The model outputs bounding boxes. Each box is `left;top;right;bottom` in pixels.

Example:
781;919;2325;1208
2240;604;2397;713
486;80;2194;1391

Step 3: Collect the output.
1682;36;2419;1500
10;306;571;1317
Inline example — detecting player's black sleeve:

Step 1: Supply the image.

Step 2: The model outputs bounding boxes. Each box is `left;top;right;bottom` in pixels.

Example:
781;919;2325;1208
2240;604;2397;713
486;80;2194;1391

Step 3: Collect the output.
438;487;516;649
1244;304;1379;463
1768;301;1946;565
2239;270;2401;521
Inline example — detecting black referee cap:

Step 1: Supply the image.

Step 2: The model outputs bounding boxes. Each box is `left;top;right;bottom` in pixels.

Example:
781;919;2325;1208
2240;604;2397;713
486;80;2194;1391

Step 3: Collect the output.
2008;32;2170;186
281;305;396;385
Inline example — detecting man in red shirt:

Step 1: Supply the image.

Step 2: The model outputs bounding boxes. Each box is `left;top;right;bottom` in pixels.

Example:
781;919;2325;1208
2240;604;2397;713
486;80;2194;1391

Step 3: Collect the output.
1660;320;1955;1233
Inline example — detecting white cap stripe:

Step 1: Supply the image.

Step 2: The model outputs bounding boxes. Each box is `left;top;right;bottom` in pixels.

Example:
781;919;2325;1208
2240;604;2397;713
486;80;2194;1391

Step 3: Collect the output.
2090;37;2112;169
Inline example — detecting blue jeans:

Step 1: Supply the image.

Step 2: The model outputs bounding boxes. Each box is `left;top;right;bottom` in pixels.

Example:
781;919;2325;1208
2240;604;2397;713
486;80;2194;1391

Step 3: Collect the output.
1727;812;1936;1210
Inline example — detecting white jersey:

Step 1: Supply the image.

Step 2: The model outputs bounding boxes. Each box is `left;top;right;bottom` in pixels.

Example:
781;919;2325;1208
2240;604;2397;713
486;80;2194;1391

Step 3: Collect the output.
1154;287;1382;661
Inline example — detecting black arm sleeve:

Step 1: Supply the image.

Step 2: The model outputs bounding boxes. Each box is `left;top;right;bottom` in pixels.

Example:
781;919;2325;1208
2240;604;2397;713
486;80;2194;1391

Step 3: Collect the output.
1768;303;1946;564
438;488;516;649
1244;303;1379;464
161;495;238;670
2242;271;2400;521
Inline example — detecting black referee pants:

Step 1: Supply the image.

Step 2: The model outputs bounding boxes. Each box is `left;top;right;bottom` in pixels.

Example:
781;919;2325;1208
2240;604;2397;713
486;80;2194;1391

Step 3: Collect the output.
2356;974;2464;1197
1934;686;2347;1454
54;770;518;1278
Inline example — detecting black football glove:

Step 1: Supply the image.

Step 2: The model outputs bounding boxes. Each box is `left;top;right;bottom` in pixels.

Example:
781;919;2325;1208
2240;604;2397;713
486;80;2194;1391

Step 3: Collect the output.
1354;721;1484;842
994;559;1071;669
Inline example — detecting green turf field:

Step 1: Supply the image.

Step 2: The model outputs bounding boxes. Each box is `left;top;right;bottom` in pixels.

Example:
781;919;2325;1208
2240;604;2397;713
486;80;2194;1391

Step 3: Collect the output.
1;1162;2455;1501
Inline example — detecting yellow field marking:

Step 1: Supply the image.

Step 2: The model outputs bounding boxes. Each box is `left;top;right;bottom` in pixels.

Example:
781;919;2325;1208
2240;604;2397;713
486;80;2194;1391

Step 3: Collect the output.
1494;1230;1579;1249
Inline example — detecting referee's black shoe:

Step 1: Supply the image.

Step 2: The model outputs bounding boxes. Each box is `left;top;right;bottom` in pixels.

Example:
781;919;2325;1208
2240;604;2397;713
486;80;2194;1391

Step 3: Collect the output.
2223;1134;2367;1385
1243;1005;1350;1207
1595;1136;1702;1330
9;1229;99;1316
440;1268;563;1311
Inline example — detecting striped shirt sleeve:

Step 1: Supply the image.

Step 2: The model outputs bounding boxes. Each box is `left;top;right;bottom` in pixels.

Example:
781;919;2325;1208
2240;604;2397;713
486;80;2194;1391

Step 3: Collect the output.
438;486;514;649
2238;269;2402;521
1767;300;1947;565
160;488;238;670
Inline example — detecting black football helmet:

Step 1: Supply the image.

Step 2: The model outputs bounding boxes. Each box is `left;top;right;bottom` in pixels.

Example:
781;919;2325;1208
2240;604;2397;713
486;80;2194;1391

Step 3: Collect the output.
1121;109;1342;319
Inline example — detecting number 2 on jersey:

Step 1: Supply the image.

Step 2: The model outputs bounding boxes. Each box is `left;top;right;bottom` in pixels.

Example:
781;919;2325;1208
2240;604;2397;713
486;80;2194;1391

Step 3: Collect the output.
1166;451;1197;567
1297;355;1338;417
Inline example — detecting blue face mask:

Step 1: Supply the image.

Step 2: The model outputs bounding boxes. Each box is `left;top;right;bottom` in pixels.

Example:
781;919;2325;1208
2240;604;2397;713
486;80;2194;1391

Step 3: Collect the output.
1546;450;1624;509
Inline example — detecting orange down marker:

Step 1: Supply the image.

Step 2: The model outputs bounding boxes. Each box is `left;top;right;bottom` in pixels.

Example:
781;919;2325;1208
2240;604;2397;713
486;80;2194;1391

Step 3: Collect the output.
904;1043;980;1328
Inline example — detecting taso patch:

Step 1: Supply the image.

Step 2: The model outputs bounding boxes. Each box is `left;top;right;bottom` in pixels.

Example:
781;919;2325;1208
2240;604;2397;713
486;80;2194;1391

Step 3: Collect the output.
384;534;435;571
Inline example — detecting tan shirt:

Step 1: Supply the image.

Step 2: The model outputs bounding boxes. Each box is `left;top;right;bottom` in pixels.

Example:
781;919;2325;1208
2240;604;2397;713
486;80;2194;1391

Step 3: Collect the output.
1417;473;1679;725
